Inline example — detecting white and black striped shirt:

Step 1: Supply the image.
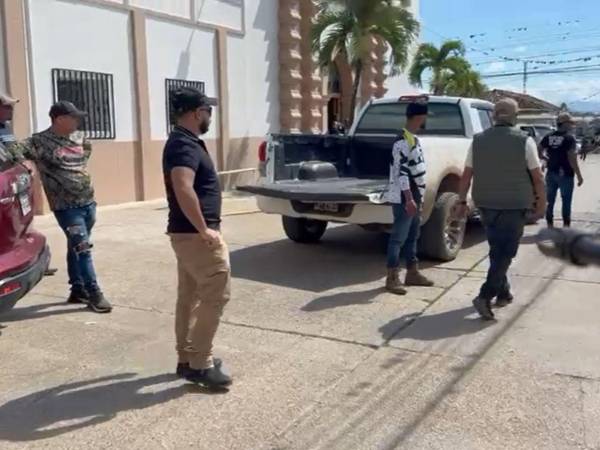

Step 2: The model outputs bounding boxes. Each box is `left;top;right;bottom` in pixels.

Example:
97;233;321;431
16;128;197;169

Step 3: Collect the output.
385;129;427;204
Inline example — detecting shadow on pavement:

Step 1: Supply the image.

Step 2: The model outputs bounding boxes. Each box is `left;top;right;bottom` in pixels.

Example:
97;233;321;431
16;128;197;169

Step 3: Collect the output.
0;373;223;442
231;224;486;293
302;287;384;311
379;306;494;342
0;302;84;324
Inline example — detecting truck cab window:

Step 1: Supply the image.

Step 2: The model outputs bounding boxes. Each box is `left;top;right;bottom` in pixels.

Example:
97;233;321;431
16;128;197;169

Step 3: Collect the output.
356;103;465;136
476;108;493;131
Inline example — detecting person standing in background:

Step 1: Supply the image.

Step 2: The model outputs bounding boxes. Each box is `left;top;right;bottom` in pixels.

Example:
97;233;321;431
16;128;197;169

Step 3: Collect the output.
15;101;112;313
539;113;584;228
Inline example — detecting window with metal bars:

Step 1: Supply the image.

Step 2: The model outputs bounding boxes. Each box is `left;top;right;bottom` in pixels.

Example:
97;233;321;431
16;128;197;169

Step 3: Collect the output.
51;68;116;140
165;78;206;134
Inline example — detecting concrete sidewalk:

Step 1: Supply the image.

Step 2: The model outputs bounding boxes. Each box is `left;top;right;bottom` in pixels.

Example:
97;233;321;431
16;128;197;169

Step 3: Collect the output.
0;158;599;449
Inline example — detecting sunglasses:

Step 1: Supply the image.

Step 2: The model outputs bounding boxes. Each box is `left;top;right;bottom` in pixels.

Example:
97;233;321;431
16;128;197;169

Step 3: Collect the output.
199;106;213;117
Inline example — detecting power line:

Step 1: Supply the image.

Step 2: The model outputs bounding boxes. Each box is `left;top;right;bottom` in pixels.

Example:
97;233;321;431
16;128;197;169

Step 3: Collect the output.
423;24;600;67
472;46;600;66
482;65;600;79
581;90;600;101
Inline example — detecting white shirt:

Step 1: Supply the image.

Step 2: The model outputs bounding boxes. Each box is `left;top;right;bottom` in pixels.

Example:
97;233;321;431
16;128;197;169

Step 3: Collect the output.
385;130;426;204
465;136;541;170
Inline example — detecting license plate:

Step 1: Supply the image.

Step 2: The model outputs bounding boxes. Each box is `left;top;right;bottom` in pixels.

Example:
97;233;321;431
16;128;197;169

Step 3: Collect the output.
19;193;31;216
314;203;339;213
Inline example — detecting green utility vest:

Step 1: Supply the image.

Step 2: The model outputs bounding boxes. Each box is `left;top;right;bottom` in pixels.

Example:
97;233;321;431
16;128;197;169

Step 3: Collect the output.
472;126;534;210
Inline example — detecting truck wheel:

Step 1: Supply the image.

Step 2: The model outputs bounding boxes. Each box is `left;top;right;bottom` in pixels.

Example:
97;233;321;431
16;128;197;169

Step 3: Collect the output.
419;192;466;261
282;217;328;243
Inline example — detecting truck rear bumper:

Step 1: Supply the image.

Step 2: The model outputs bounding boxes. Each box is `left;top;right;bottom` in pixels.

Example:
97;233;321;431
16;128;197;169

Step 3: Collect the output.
0;244;51;313
256;195;394;225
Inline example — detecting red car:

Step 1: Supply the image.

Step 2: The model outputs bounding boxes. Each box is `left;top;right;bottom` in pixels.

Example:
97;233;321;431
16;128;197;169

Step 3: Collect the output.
0;148;50;313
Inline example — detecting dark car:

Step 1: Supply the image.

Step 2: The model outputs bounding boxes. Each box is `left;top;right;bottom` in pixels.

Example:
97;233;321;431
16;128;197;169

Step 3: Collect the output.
0;146;50;313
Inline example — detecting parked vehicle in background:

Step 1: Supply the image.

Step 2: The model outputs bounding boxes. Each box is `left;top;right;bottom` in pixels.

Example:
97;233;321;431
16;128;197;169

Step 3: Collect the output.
0;147;50;313
239;96;495;261
518;124;555;146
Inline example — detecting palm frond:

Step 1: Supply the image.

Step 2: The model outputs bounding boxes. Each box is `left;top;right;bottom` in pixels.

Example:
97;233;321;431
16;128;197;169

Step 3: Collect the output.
437;39;466;62
409;44;439;86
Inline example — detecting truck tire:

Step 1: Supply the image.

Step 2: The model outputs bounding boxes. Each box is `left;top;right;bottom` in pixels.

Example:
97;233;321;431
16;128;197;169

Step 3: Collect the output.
419;192;466;261
282;216;328;243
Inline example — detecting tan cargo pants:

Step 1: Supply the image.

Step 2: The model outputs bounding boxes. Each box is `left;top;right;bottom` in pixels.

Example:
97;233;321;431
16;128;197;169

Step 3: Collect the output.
169;233;231;370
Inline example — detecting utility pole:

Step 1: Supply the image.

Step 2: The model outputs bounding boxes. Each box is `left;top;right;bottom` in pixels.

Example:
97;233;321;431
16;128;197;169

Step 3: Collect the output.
523;61;529;94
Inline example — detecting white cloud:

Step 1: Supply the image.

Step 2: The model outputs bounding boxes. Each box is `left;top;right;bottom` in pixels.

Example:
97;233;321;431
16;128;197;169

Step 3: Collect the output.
490;77;599;106
484;61;506;73
514;46;528;53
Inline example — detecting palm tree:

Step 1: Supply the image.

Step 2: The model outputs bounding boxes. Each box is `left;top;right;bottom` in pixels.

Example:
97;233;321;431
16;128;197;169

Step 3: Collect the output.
409;40;471;95
312;0;419;123
442;68;487;98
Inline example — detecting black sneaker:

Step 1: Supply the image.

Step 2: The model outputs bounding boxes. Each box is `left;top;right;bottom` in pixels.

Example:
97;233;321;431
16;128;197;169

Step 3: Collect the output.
88;290;112;313
67;286;90;304
176;358;222;378
185;362;232;388
473;297;495;321
495;293;514;308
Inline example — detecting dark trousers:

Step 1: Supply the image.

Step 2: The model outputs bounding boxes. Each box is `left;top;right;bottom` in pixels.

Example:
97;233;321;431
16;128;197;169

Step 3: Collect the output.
386;203;420;269
479;208;527;301
54;203;99;293
546;171;575;226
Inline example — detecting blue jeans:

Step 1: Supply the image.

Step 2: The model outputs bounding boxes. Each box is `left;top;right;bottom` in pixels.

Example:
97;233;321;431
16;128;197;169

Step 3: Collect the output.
54;203;99;292
387;203;420;269
545;171;575;226
479;208;527;301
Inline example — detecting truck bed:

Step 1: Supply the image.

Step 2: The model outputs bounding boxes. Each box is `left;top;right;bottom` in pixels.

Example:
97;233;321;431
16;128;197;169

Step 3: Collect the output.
238;178;388;203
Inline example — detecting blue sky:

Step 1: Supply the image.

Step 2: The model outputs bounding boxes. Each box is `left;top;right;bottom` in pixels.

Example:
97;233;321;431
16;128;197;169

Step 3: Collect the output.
420;0;600;107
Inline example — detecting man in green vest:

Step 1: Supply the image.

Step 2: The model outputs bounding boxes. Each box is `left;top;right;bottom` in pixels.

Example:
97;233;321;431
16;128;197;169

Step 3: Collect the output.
455;98;547;320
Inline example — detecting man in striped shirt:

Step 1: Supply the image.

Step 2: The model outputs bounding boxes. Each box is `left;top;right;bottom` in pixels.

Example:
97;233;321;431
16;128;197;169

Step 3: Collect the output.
385;100;434;295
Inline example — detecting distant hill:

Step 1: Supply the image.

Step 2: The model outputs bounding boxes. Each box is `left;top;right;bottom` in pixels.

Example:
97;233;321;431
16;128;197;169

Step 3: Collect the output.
569;101;600;114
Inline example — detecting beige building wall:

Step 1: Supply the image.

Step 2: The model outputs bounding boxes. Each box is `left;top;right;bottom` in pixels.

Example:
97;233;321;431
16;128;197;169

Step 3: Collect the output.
1;0;418;214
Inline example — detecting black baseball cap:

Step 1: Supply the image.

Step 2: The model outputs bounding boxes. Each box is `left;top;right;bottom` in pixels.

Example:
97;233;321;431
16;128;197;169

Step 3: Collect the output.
406;100;429;118
171;87;217;116
49;101;87;119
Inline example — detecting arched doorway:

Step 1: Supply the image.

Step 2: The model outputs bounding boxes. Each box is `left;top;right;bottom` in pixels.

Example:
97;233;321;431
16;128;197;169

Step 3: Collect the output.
326;65;342;133
325;56;354;132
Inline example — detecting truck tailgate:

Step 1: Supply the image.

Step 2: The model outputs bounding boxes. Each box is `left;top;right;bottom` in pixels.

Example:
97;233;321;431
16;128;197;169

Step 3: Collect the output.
238;178;388;202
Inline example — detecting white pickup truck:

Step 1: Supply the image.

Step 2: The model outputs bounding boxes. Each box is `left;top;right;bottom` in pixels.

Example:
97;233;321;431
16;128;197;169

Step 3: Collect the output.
238;96;495;261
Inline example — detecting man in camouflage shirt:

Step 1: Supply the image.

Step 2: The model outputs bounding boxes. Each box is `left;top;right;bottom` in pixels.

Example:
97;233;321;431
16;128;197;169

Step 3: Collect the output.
17;101;111;313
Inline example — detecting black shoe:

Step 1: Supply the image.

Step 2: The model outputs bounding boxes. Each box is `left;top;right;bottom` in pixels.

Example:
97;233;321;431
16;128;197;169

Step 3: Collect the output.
87;290;112;313
495;293;514;308
176;358;222;378
67;286;90;304
185;362;232;387
473;297;495;321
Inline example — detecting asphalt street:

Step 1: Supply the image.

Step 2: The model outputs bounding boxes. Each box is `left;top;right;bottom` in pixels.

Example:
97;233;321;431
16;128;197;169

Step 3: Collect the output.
0;157;599;450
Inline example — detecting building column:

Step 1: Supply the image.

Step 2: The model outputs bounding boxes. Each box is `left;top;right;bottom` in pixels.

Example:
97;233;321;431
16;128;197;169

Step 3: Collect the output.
130;9;152;201
373;38;388;99
299;0;323;134
1;0;47;214
215;27;229;172
1;0;30;138
278;0;303;133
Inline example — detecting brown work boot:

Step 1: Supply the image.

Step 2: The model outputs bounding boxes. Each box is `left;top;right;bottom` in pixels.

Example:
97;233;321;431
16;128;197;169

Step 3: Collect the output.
405;265;434;287
385;269;407;295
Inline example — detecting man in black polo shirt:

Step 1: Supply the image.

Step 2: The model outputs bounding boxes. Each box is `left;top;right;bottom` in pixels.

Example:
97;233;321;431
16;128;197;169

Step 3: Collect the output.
162;87;232;388
540;113;584;228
